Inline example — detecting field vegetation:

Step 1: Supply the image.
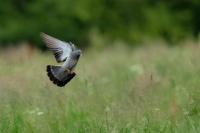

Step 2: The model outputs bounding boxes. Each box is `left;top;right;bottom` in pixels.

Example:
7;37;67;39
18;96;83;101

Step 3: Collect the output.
0;41;199;132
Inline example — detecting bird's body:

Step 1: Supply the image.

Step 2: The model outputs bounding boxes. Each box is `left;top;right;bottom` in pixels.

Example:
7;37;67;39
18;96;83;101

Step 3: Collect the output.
62;50;81;71
41;33;81;87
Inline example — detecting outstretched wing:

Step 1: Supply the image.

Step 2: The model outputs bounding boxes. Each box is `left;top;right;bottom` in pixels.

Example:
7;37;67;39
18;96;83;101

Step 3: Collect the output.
41;33;72;62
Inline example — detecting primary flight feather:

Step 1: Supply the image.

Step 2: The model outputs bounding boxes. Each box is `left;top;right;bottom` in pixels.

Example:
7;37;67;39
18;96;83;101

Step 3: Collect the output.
41;33;82;87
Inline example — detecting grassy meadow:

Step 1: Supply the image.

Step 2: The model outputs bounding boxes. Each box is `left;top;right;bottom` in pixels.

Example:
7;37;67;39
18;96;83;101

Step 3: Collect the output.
0;41;200;133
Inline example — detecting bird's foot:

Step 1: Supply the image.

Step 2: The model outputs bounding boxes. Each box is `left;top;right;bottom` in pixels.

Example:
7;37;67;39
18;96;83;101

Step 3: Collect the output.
64;69;70;73
64;69;75;74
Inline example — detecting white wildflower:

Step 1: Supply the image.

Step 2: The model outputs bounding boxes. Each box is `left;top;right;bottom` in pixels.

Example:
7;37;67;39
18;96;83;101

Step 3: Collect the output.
37;112;44;116
154;108;160;111
104;106;110;112
129;64;143;75
26;107;44;116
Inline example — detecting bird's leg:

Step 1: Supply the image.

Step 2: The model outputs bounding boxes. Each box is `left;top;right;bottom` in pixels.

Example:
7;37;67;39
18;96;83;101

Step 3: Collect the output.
68;70;75;74
64;68;70;73
64;68;74;74
70;71;75;74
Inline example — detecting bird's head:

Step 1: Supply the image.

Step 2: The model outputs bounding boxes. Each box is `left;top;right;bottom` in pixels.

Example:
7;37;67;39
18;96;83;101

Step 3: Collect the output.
72;50;82;59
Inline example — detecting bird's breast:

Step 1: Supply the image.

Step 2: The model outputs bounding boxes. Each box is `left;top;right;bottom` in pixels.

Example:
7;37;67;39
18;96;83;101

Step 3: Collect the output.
62;57;78;71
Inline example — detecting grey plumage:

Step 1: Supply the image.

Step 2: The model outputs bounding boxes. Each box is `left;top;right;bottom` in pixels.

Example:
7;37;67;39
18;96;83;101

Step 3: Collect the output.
41;33;81;87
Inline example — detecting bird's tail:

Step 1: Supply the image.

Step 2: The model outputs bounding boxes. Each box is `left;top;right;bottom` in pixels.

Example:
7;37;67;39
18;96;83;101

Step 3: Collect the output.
46;65;76;87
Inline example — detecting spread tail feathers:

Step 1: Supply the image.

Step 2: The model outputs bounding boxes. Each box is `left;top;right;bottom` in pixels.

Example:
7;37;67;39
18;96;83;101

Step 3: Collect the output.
46;65;76;87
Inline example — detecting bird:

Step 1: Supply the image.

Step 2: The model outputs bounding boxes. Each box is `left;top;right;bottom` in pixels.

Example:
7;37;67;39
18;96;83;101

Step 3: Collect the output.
40;33;82;87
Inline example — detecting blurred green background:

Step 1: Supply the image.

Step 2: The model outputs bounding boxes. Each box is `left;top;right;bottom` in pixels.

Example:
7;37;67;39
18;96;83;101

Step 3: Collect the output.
0;0;200;48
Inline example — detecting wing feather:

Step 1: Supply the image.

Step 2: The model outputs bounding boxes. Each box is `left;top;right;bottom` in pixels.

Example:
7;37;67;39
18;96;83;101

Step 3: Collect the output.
41;33;72;62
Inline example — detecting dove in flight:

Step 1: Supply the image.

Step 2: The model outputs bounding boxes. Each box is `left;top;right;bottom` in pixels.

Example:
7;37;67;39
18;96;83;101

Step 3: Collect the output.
41;33;82;87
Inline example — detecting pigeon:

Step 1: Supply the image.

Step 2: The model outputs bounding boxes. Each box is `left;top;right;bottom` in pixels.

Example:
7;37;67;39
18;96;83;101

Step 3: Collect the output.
41;33;81;87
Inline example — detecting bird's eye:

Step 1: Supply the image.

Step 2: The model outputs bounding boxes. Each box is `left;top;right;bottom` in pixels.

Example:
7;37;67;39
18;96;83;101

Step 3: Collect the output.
77;54;80;58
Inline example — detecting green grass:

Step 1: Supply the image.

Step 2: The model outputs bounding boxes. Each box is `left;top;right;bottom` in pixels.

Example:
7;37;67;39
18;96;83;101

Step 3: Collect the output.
0;43;200;133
